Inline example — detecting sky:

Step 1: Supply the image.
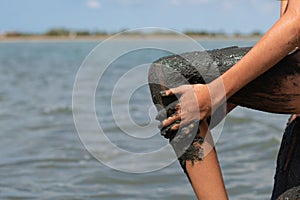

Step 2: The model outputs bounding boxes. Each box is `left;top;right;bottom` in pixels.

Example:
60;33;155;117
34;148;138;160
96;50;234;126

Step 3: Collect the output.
1;0;281;34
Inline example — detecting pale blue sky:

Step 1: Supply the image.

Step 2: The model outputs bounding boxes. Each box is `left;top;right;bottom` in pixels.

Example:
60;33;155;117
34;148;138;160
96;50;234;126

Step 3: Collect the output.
1;0;280;34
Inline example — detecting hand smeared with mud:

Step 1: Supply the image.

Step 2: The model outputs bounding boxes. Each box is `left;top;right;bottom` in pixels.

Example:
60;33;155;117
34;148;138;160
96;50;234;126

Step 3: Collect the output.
156;93;205;163
156;95;200;140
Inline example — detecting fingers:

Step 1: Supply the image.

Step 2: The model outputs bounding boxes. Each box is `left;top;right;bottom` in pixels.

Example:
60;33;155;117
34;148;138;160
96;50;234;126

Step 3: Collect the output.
161;85;187;97
160;121;180;139
155;101;178;121
160;89;174;97
170;123;180;131
157;84;202;139
161;120;201;143
179;110;199;127
156;99;181;139
159;112;181;140
162;113;181;128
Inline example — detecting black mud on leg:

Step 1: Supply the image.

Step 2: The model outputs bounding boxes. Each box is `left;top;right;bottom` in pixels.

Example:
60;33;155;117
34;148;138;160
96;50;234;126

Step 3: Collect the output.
177;137;204;183
271;117;300;200
178;136;204;168
164;120;205;182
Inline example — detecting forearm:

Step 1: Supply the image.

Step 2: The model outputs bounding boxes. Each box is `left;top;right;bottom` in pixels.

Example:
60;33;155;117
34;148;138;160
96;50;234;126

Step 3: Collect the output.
215;2;300;101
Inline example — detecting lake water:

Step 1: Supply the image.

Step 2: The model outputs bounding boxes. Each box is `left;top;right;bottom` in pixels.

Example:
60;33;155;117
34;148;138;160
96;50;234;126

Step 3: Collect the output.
0;38;290;200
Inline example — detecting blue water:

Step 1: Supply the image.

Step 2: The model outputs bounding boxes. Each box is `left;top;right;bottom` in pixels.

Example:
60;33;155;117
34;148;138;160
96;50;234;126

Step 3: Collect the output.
0;39;289;200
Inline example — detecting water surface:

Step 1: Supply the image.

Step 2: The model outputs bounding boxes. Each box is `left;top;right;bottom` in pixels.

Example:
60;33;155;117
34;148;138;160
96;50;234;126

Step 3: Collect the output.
0;39;289;199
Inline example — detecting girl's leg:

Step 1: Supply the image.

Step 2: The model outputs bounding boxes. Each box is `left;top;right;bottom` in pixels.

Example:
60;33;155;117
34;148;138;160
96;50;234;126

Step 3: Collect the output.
184;122;228;200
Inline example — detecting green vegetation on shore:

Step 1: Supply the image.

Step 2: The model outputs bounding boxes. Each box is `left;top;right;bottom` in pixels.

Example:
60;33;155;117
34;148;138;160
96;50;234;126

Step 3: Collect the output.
2;28;108;37
1;28;263;40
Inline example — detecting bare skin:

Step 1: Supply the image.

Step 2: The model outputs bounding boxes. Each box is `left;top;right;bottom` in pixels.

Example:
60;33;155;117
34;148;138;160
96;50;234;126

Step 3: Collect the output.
186;121;228;200
281;0;288;17
280;0;300;121
163;0;300;126
162;1;299;199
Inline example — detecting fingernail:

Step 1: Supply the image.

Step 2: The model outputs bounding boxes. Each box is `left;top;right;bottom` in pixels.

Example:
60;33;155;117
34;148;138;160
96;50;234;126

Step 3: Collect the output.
160;91;167;97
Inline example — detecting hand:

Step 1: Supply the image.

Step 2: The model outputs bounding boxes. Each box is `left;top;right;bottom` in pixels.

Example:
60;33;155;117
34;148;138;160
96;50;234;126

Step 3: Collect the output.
161;84;213;128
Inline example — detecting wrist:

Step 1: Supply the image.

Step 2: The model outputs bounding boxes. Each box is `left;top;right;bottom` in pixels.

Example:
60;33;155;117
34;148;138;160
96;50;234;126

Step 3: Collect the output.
207;79;227;112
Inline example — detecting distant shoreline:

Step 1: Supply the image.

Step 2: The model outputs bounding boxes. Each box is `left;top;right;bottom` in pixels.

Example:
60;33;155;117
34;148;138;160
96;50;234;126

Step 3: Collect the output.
0;34;261;42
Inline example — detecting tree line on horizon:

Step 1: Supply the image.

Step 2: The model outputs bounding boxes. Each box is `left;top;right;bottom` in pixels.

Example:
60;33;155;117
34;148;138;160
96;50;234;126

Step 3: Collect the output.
2;28;263;37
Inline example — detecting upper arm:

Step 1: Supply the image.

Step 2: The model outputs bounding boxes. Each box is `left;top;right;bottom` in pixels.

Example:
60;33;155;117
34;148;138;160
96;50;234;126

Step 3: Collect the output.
284;0;300;41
